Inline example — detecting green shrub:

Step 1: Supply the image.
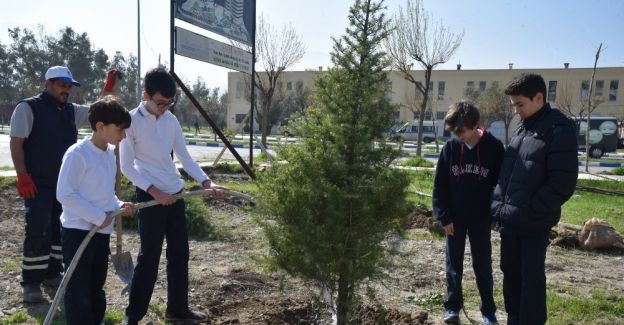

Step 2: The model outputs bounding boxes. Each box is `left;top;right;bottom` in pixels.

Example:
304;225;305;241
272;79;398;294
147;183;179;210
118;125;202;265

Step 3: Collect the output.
611;167;624;175
256;151;277;163
210;162;244;174
104;309;125;325
0;312;29;325
0;176;16;188
401;157;434;168
185;195;216;238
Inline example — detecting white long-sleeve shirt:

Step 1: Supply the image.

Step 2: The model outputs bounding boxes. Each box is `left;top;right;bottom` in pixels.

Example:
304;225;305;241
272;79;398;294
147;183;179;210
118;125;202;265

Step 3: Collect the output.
119;103;209;194
57;138;123;234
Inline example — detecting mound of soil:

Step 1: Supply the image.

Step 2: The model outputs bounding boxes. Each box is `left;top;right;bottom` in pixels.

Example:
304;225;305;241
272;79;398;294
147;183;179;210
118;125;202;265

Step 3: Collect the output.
405;210;445;237
355;305;430;324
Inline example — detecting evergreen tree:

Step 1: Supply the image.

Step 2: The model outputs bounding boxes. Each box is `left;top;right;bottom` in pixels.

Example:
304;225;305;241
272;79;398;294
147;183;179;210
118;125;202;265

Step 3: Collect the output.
256;1;409;323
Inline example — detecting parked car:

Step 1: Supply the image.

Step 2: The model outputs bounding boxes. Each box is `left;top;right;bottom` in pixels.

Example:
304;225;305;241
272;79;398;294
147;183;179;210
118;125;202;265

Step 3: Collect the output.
389;120;449;143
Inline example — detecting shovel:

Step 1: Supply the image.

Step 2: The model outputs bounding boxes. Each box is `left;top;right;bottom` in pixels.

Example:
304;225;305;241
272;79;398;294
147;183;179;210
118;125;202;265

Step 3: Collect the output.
43;188;253;325
110;145;134;284
111;215;134;285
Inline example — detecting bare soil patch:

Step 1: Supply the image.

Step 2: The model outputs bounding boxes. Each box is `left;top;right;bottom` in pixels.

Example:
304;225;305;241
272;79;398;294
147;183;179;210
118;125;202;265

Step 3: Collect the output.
1;176;623;324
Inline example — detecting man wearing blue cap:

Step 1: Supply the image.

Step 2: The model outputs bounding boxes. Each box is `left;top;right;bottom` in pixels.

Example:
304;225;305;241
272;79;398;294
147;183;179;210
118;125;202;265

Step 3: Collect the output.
10;66;119;303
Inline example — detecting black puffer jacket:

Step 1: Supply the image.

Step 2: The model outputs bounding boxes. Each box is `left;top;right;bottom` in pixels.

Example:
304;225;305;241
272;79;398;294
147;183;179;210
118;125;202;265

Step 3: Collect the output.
491;104;578;235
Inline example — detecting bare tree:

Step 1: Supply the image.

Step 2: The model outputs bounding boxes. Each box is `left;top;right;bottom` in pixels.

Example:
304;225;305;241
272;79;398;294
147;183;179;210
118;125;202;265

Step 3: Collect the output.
384;0;463;157
464;82;515;145
251;15;306;146
556;81;588;120
584;43;603;171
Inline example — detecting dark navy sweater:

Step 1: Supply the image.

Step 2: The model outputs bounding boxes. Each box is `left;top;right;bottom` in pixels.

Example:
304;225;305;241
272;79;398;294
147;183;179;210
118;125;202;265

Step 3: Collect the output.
433;130;504;227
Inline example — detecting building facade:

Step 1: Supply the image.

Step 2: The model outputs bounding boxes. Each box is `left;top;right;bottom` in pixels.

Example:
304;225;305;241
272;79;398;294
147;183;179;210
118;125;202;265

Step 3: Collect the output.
227;65;623;132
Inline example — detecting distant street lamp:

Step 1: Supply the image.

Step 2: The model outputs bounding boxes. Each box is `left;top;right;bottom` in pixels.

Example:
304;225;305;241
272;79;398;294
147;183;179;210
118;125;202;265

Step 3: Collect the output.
137;0;142;105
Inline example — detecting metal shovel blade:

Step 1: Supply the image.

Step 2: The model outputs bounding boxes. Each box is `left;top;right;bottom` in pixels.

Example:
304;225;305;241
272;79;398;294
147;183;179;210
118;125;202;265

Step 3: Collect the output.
111;251;134;284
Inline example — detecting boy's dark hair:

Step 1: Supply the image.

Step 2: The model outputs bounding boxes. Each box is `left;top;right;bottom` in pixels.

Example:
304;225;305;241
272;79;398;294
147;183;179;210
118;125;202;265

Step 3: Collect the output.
144;67;176;98
444;101;480;134
88;95;131;131
504;73;547;101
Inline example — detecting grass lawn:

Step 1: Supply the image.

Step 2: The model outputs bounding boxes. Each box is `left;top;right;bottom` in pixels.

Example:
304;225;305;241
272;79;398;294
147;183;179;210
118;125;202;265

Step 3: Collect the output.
406;170;624;233
562;179;624;233
405;170;624;324
547;287;624;325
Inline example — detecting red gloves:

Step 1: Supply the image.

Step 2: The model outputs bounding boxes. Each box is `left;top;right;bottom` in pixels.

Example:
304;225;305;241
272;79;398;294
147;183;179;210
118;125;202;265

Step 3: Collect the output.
17;173;37;198
103;69;122;92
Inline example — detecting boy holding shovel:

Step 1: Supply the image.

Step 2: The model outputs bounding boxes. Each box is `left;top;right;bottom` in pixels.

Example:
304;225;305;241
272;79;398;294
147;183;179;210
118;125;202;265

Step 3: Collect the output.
119;67;225;324
56;95;136;325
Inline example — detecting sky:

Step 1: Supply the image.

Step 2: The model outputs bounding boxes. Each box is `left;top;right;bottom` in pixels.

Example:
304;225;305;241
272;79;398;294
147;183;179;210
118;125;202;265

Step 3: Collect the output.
1;0;623;93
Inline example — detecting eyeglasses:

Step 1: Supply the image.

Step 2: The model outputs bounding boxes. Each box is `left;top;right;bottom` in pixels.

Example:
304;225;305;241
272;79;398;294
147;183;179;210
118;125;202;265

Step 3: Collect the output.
150;98;175;109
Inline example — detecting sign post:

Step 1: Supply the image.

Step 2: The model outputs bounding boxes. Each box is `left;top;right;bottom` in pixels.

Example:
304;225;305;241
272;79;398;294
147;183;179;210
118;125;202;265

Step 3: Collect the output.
170;0;256;177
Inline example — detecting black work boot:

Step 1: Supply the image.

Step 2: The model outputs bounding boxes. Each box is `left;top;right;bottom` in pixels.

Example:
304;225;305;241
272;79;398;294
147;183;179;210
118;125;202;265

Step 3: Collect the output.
165;309;209;323
23;283;45;303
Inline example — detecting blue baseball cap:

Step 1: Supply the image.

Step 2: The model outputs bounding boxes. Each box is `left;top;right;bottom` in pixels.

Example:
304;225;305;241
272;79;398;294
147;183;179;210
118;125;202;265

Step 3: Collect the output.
45;66;81;87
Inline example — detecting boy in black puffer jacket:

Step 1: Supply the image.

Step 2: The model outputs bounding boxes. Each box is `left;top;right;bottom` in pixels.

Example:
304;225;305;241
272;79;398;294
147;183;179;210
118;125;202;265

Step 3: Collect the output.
433;101;504;325
492;73;578;325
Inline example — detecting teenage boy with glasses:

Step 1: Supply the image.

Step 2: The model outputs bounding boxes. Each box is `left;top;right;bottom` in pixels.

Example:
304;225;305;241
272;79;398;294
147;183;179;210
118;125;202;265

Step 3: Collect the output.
119;67;225;324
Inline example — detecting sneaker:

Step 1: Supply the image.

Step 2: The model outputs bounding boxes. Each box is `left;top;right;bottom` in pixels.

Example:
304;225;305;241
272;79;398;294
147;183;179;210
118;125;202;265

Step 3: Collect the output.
23;283;45;303
121;316;139;325
165;309;208;322
482;313;498;325
443;309;460;324
42;275;63;289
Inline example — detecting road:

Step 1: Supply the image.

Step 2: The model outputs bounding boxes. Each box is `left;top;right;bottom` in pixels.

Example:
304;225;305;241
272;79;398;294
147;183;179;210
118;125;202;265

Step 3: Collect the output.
0;134;617;175
0;134;264;169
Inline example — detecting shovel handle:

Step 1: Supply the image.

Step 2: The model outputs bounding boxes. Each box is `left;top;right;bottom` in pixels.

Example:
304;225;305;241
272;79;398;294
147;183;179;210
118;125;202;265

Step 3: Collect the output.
115;215;123;255
43;188;252;325
133;188;253;210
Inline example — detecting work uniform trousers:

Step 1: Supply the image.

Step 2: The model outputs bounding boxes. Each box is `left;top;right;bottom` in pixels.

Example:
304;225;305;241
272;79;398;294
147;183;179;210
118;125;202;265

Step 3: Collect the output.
22;187;63;285
61;227;110;325
444;222;496;316
125;187;190;321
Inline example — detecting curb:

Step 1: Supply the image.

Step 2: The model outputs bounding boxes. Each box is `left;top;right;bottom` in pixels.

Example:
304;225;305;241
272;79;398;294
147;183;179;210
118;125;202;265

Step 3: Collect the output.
578;161;623;168
186;141;265;149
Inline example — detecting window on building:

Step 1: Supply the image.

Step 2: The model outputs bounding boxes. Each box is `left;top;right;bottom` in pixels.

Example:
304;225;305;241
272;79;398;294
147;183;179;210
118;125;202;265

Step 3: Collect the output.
438;81;445;100
287;81;292;91
595;80;604;99
436;111;446;120
235;114;246;123
610;80;619;101
235;81;242;98
277;81;283;91
479;81;487;95
413;111;432;120
428;81;434;97
386;81;393;100
548;81;557;102
296;80;304;91
467;81;475;89
392;109;400;120
580;80;590;101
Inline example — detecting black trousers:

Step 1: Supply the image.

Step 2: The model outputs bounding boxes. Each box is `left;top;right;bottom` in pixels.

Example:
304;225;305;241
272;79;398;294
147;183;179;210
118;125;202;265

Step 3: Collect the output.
61;227;110;325
444;222;496;315
126;187;190;321
500;232;550;325
22;187;63;285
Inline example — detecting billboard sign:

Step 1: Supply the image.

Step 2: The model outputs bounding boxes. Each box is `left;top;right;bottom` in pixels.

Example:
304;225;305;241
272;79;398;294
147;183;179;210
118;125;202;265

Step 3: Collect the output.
175;0;254;46
175;27;252;74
